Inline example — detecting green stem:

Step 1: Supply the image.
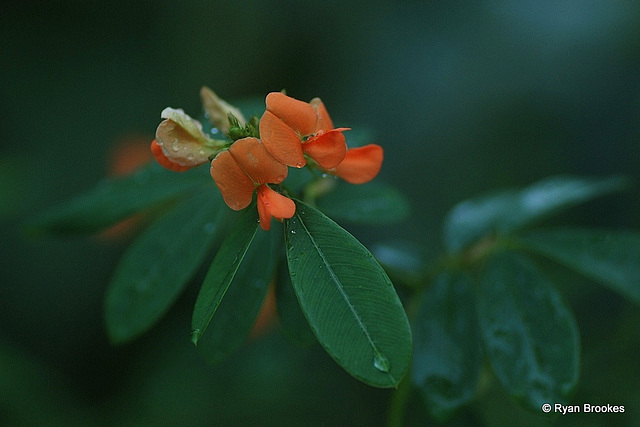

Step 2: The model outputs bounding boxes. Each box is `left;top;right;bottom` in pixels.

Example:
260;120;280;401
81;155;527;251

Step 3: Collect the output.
386;374;412;427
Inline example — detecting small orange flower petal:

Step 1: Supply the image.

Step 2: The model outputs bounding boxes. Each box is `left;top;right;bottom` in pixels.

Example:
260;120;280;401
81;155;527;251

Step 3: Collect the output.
265;92;317;137
150;139;191;172
302;128;349;169
309;98;334;132
259;110;306;168
257;185;296;231
228;137;288;185
210;150;256;210
331;144;384;184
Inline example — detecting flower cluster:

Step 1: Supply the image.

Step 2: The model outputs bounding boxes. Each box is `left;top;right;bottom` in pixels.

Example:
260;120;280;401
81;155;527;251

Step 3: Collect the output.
151;87;383;230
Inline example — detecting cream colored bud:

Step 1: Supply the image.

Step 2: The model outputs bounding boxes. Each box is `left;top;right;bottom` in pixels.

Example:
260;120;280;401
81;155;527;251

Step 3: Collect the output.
160;108;208;141
155;119;217;168
200;86;246;134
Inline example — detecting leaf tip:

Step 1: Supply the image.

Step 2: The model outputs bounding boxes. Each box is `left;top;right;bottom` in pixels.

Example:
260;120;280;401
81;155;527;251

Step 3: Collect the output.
190;328;201;346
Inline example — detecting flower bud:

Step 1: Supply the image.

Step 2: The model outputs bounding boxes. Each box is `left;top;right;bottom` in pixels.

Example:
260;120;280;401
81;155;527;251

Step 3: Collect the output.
200;86;246;134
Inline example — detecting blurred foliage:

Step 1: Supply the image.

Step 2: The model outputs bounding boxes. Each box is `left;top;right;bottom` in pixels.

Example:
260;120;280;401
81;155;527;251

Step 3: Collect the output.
2;0;640;425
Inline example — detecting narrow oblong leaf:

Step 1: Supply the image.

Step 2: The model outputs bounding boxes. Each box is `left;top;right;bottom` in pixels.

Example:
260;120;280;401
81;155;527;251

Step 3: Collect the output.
105;190;226;343
192;213;278;364
25;162;210;235
411;271;482;421
443;175;627;253
191;207;260;347
316;181;410;225
275;259;316;347
284;201;411;388
477;252;580;411
516;228;640;305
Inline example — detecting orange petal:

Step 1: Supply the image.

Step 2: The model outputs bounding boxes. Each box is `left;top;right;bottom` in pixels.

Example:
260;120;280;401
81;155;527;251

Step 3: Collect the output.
150;139;192;172
257;185;296;230
228;137;288;185
309;98;334;132
210;150;256;210
155;119;214;168
259;110;306;168
265;92;317;137
331;144;383;184
302;129;348;169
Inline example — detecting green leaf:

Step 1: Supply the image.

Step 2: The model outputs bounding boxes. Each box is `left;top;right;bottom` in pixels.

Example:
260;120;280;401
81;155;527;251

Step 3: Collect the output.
284;201;412;388
25;162;211;235
275;259;316;347
190;207;260;346
105;190;226;343
316;180;410;225
443;175;627;253
516;228;640;305
477;252;580;411
411;271;482;421
192;210;277;364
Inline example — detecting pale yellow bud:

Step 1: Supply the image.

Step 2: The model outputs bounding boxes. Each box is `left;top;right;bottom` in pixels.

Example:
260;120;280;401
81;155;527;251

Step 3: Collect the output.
200;86;246;134
155;108;222;168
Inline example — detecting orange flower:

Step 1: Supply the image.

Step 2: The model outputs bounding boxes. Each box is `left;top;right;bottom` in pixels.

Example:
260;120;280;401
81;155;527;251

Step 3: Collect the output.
151;139;191;172
259;92;349;169
153;108;225;171
327;144;384;184
256;184;296;231
210;137;294;230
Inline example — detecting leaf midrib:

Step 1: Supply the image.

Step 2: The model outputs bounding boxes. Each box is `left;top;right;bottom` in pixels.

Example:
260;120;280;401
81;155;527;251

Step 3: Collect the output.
296;210;394;381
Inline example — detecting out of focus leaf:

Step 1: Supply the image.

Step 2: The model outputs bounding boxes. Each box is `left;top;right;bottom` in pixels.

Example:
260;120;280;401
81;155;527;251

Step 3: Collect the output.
105;190;226;344
477;252;580;412
191;207;260;348
371;240;427;285
193;212;277;364
284;201;411;388
25;162;210;235
411;271;482;421
516;228;640;305
316;180;410;225
275;259;316;347
443;175;627;253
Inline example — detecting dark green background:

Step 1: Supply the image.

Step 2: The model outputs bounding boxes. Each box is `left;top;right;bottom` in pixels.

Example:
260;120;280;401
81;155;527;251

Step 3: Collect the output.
2;1;639;425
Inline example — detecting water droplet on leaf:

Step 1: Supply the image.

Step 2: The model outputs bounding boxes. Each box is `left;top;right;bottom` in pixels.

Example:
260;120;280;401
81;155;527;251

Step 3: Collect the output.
373;354;390;373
